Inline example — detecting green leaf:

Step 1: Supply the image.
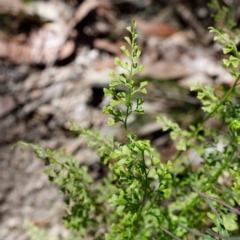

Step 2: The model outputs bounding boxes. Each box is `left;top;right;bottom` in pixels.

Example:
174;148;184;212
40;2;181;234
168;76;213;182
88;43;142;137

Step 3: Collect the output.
140;81;148;88
103;106;109;114
122;145;131;155
114;57;122;67
109;71;117;78
117;205;125;212
43;169;52;175
103;88;112;96
132;19;137;29
223;46;233;54
124;36;131;45
138;64;145;72
120;46;130;58
108;118;115;126
223;59;230;67
110;99;120;107
126;26;131;33
229;55;240;67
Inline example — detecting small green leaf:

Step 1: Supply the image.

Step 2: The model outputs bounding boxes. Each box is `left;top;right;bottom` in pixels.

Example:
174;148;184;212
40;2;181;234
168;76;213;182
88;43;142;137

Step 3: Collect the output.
103;106;109;114
124;36;131;45
138;64;144;72
103;88;112;96
230;119;240;130
122;62;128;70
117;205;125;212
109;71;116;78
223;59;230;67
140;81;148;88
108;118;115;126
126;26;132;33
223;46;233;54
43;169;52;175
132;19;137;29
114;57;122;67
120;46;130;58
110;99;119;107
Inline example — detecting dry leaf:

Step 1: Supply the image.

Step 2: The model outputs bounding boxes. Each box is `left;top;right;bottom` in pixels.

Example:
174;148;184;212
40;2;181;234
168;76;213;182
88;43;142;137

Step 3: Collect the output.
136;18;178;37
0;0;25;13
31;219;50;227
0;34;8;57
0;32;75;65
69;0;100;29
93;57;116;70
93;39;126;55
58;40;75;60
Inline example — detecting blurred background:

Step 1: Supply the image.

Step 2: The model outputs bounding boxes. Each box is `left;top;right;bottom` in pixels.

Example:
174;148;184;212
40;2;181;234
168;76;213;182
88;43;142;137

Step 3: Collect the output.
0;0;240;239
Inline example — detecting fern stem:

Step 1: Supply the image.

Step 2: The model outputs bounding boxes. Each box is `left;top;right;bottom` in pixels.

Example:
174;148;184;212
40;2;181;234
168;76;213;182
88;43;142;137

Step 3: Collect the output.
179;144;237;221
171;75;240;164
203;75;240;123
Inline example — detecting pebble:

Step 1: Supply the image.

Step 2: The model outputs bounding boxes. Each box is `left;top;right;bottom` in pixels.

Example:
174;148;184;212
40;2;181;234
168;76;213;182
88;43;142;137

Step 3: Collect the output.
0;95;16;118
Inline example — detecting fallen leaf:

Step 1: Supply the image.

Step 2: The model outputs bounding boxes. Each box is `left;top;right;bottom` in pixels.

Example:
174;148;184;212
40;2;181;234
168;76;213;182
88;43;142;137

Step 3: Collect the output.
58;40;75;60
136;18;178;37
31;219;50;227
93;57;116;70
0;0;25;13
69;0;100;29
0;36;8;57
93;39;126;55
0;29;75;65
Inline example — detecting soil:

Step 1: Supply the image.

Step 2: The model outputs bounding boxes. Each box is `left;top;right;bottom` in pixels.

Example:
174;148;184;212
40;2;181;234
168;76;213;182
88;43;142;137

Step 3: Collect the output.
0;0;239;239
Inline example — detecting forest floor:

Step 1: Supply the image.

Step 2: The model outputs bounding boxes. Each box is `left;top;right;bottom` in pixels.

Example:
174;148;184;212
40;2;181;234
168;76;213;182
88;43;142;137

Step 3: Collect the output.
0;0;239;239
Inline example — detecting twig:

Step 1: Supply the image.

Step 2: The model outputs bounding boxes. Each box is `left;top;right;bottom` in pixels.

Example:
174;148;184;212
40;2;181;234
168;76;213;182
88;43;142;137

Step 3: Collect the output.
192;186;240;215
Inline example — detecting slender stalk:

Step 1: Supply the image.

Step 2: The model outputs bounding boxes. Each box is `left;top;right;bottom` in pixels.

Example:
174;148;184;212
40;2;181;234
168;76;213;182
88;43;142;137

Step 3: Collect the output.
160;226;182;240
192;186;240;215
136;151;148;223
124;36;135;132
203;76;240;123
179;144;237;219
171;76;240;164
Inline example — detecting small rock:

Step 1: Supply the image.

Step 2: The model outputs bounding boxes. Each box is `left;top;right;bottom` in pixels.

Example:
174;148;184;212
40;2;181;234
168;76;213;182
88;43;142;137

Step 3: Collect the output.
141;61;188;80
6;217;21;228
0;95;16;118
29;89;43;100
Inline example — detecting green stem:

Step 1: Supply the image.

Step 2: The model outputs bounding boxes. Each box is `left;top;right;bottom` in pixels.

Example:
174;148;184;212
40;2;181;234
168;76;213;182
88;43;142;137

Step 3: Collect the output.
124;36;135;133
136;151;148;225
179;144;237;219
171;76;240;163
124;88;132;132
167;76;240;231
203;76;240;123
